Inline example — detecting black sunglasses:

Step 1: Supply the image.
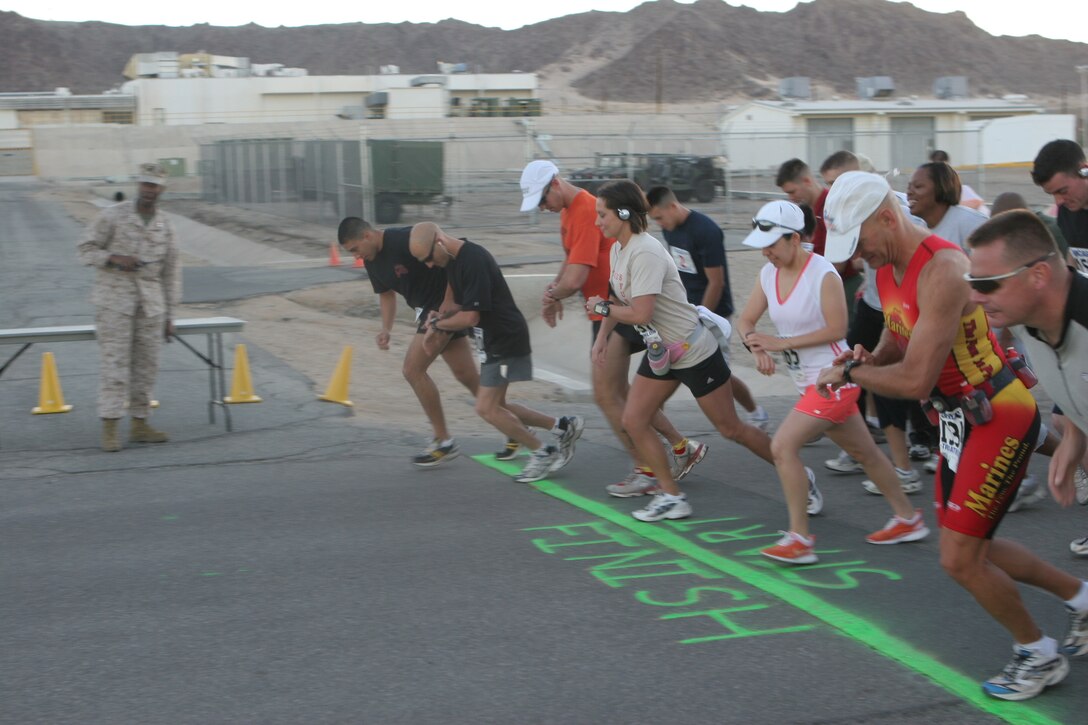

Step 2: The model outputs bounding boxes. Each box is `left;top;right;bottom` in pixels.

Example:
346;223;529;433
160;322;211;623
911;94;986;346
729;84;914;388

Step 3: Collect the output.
963;252;1054;294
752;218;801;234
538;176;555;208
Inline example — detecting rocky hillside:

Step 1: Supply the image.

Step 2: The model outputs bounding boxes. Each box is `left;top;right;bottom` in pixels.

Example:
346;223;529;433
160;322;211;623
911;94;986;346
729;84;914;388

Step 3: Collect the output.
1;0;1084;103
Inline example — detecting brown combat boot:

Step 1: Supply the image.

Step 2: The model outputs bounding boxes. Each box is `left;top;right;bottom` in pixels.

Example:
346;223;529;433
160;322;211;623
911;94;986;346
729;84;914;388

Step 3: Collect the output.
130;417;168;443
101;418;121;452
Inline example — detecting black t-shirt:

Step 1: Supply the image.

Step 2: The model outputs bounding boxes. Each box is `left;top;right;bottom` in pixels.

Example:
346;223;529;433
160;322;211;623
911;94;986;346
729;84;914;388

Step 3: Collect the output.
1058;207;1088;273
447;240;531;361
662;209;734;317
366;226;447;310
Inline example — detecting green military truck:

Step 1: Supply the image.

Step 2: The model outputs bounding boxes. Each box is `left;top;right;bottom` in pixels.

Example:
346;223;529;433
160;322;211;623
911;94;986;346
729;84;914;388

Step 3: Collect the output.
569;152;725;203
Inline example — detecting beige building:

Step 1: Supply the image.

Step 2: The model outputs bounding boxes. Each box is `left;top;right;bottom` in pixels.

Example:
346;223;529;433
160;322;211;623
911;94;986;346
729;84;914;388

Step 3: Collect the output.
719;98;1069;171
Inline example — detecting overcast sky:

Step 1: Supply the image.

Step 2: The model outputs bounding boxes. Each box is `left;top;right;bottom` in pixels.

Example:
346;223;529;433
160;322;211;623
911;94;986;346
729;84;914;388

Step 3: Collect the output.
4;0;1086;44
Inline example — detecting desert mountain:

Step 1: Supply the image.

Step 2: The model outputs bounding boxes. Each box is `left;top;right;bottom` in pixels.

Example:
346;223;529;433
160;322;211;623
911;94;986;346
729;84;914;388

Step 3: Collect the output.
0;0;1084;104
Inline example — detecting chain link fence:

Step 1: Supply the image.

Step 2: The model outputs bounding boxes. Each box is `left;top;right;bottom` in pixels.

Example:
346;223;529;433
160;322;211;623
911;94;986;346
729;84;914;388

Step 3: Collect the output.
197;125;1054;241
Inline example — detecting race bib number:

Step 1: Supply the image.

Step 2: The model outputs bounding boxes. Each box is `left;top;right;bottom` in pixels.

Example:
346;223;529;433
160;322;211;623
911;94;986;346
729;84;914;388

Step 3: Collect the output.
472;327;486;364
938;409;965;473
670;246;697;274
782;348;804;384
1070;248;1088;274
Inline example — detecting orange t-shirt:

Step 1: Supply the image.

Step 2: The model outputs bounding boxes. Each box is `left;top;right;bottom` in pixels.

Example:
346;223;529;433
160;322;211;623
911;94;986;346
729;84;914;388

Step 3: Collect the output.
561;189;614;320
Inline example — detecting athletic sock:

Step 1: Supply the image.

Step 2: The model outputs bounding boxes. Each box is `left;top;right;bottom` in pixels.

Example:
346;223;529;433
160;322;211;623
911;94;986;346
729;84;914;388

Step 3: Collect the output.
439;438;454;448
637;466;655;478
1018;635;1057;657
550;417;568;436
1064;581;1088;611
672;438;689;455
789;531;813;546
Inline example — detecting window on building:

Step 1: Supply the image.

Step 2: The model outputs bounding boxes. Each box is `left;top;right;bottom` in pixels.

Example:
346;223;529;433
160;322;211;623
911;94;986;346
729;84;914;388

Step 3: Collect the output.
102;110;134;124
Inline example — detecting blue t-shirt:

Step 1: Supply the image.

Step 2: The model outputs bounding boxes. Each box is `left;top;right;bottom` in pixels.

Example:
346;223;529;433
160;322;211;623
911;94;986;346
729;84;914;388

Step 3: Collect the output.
662;209;734;317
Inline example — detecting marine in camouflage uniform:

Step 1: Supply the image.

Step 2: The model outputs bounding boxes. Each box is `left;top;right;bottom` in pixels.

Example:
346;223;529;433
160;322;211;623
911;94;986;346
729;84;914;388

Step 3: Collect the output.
77;162;181;450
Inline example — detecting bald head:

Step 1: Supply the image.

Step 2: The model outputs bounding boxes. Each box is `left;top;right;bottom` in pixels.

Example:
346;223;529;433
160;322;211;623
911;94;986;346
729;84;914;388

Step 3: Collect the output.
990;192;1028;216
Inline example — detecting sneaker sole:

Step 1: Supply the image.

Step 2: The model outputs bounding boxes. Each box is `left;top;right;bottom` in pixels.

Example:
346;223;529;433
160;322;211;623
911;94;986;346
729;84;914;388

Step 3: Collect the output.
674;445;708;481
983;656;1069;701
413;450;460;468
606;488;657;498
824;464;865;474
861;481;923;495
632;506;692;522
867;525;930;545
761;550;818;565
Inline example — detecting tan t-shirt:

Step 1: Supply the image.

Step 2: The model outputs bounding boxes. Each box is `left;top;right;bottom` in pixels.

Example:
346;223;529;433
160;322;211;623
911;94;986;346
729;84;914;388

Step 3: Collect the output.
610;232;717;369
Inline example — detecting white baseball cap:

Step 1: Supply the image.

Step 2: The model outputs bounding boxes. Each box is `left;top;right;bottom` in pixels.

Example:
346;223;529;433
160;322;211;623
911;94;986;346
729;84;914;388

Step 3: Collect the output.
743;200;805;248
823;171;891;262
519;159;559;212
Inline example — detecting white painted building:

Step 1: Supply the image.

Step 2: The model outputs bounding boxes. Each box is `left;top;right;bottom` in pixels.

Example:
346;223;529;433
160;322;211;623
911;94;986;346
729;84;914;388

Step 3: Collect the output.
121;72;539;125
719;98;1069;171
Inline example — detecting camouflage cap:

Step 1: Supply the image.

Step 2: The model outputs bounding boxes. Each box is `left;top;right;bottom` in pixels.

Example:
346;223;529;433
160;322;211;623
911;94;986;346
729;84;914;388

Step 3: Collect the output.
135;162;168;186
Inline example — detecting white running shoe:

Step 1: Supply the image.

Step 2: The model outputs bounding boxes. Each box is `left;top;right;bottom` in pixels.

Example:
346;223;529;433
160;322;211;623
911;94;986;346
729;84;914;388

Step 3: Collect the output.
1070;536;1088;556
862;467;922;495
747;406;771;432
924;454;940;474
606;471;660;498
824;450;863;474
632;493;692;522
552;415;585;472
514;446;559;483
671;440;708;481
1075;468;1088;506
982;646;1069;701
805;466;823;516
908;443;931;461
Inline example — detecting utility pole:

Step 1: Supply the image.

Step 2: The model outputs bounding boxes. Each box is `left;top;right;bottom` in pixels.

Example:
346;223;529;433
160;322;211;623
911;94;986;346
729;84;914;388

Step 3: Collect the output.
1078;66;1088;148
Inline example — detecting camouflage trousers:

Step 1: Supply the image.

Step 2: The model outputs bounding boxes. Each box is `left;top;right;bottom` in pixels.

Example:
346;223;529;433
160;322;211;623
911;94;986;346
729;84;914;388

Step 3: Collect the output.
95;306;164;419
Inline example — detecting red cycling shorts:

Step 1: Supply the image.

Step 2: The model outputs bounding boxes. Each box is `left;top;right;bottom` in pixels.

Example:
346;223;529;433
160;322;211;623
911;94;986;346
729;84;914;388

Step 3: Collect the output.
932;379;1040;539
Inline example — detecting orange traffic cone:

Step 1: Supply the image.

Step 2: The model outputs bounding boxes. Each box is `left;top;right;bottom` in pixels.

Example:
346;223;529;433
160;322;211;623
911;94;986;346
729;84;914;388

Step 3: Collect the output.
32;352;73;414
328;243;342;266
317;346;354;407
224;344;262;404
353;256;364;268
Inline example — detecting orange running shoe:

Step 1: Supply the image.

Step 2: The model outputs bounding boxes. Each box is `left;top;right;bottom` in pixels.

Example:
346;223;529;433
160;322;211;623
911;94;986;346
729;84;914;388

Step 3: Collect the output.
866;510;930;545
761;531;817;564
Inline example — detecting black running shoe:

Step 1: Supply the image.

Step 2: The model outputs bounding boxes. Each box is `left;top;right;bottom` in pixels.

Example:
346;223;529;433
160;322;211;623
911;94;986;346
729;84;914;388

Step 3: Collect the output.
413;440;460;468
494;438;521;461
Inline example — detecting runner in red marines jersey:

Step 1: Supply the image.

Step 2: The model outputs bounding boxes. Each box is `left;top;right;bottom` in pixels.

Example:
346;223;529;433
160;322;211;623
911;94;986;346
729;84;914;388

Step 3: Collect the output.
815;172;1087;702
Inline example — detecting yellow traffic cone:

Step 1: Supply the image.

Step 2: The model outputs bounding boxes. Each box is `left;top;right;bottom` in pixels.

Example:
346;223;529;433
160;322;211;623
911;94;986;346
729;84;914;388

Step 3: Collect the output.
32;352;73;414
224;344;263;404
317;346;354;407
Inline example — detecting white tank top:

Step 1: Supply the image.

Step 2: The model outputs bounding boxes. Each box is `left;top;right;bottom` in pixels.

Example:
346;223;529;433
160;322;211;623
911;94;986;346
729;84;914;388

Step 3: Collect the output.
760;253;848;392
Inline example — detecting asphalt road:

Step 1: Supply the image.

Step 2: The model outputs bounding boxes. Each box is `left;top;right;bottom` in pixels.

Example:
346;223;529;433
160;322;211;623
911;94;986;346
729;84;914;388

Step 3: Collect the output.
1;178;1086;724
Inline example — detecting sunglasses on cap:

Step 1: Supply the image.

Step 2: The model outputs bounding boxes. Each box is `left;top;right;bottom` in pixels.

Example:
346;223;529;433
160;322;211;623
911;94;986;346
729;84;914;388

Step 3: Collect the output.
751;218;801;234
962;252;1054;294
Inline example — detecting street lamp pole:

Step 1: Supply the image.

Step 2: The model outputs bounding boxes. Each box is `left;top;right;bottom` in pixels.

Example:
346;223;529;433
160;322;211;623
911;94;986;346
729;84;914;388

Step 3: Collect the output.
1078;65;1088;148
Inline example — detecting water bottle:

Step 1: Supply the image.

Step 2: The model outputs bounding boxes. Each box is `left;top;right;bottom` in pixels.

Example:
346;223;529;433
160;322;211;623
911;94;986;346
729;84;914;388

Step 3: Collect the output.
1004;348;1038;389
644;329;670;376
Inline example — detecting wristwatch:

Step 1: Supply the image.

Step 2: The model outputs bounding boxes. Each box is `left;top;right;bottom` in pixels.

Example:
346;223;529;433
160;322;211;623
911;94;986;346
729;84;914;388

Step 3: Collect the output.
842;358;862;383
593;300;611;317
429;318;449;334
